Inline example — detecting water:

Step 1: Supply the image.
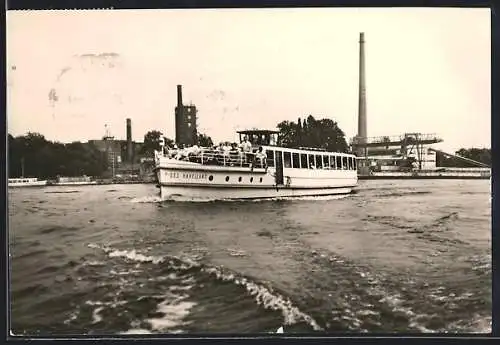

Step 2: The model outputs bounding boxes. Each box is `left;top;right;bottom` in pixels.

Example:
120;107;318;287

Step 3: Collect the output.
9;180;491;335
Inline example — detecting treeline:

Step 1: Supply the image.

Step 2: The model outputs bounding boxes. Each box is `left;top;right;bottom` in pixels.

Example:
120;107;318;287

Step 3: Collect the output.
277;115;349;153
8;133;108;178
10;122;487;179
8;115;348;178
437;148;491;168
141;116;348;155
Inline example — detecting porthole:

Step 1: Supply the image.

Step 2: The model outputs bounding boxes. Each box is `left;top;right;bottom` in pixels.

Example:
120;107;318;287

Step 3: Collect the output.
209;175;214;181
225;176;230;182
238;177;242;182
259;177;263;183
250;177;254;183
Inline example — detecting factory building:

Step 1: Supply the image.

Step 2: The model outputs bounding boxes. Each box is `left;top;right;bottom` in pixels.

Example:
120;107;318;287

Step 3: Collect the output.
175;85;198;146
87;120;143;176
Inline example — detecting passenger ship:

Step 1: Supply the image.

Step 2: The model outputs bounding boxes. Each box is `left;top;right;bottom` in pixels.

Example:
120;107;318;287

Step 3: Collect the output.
8;177;48;188
154;130;358;200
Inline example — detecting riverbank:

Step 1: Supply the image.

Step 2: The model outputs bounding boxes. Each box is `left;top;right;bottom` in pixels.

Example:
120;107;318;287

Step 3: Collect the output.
359;168;490;180
359;175;490;180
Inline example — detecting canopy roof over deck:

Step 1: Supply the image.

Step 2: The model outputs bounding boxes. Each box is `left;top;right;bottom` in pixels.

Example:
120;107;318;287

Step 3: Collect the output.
237;129;280;135
237;129;280;146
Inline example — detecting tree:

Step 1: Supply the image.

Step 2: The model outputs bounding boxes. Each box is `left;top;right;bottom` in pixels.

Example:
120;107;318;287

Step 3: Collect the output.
8;133;108;178
141;130;163;156
456;148;491;166
436;148;491;168
197;133;214;147
163;137;174;148
277;120;301;148
277;115;349;153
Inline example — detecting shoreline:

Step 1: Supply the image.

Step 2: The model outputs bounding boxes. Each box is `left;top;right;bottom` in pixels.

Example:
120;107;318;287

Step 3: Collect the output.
8;181;156;188
358;175;490;180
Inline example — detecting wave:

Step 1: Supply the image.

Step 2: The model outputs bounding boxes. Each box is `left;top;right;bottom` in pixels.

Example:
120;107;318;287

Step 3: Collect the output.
363;215;415;230
147;298;196;332
159;194;351;204
120;328;153;334
369;191;432;199
130;196;163;203
300;246;491;334
45;191;81;194
39;225;80;235
447;314;491;333
87;243;323;332
435;212;459;224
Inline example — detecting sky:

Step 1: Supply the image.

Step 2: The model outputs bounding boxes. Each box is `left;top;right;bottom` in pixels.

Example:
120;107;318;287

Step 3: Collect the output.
6;8;491;153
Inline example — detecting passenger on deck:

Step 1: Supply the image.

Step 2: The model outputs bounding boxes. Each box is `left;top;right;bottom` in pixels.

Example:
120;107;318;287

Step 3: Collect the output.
215;142;229;165
269;135;277;146
168;144;179;158
255;146;267;168
162;144;169;155
223;142;231;156
175;144;189;160
230;142;239;152
240;136;252;165
224;143;237;166
202;146;218;165
240;136;252;153
186;144;201;158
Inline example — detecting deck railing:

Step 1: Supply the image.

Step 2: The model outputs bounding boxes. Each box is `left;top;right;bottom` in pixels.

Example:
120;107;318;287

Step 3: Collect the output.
166;148;267;169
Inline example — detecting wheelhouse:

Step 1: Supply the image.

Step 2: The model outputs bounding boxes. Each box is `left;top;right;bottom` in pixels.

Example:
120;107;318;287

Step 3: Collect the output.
237;130;280;147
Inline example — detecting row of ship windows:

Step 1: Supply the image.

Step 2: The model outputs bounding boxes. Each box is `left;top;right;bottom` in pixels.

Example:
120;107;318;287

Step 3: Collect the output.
267;151;357;170
209;175;264;183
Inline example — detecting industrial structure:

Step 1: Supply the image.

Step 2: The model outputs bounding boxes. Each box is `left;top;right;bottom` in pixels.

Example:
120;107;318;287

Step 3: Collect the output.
349;32;489;178
175;85;198;146
354;32;367;159
126;118;133;163
351;133;443;172
85;83;202;180
87;119;143;177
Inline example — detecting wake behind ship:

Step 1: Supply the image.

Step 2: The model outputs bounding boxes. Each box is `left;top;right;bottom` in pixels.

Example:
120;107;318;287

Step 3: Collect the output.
154;130;358;200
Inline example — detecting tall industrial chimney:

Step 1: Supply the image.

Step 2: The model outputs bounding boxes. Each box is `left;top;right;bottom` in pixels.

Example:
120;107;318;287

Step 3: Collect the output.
177;85;183;107
175;85;183;144
126;118;133;163
357;32;367;157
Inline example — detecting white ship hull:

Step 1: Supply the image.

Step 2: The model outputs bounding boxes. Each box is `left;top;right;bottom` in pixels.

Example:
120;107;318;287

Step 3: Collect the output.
155;157;357;200
158;184;354;200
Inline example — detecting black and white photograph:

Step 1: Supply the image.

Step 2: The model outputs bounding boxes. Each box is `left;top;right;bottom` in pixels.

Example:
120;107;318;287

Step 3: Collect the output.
7;8;491;335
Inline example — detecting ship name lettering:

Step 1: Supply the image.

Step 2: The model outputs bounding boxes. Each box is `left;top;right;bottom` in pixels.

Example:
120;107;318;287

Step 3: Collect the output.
182;173;207;179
